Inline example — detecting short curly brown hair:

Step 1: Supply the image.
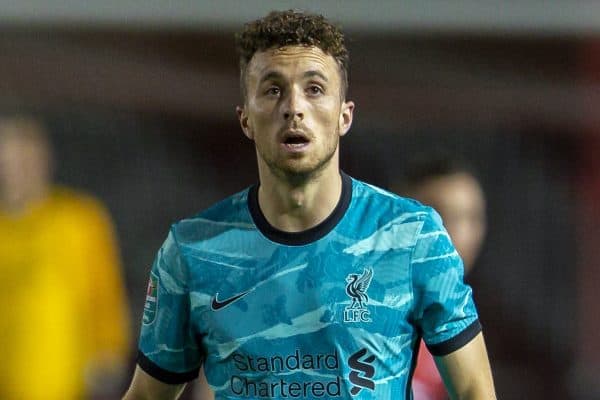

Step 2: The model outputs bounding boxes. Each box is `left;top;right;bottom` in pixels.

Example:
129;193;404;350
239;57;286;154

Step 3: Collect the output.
235;10;349;101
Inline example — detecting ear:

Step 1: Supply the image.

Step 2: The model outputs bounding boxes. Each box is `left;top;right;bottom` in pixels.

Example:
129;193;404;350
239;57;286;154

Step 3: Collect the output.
338;100;354;137
236;105;253;140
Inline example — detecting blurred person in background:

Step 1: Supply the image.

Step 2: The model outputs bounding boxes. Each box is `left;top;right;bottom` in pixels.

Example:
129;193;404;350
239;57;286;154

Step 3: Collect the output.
0;115;131;399
124;10;495;400
390;153;487;400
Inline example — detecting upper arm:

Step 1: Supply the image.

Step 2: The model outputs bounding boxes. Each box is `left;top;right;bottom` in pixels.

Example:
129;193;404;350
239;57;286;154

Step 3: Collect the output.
411;210;495;398
435;332;497;400
193;367;215;400
137;229;202;381
122;366;187;400
128;229;203;397
411;210;480;347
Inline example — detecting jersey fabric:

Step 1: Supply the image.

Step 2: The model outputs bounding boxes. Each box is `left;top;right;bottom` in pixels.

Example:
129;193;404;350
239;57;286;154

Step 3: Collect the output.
138;173;481;399
0;187;131;399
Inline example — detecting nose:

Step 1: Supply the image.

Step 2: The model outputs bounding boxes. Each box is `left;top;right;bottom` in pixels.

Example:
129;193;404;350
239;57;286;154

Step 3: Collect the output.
282;88;304;121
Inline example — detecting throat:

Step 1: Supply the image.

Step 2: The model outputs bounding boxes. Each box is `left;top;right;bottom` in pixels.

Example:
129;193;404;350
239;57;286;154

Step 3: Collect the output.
266;190;321;232
258;173;342;233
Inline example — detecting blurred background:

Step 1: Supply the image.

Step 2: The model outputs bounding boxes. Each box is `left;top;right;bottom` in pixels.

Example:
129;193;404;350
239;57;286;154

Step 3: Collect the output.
0;1;598;399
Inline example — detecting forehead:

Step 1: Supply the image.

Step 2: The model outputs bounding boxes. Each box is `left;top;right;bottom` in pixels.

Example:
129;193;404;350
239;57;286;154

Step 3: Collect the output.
247;46;340;82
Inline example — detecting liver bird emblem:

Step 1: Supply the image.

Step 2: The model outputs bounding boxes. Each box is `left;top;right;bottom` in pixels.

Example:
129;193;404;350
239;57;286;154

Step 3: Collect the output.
345;268;373;309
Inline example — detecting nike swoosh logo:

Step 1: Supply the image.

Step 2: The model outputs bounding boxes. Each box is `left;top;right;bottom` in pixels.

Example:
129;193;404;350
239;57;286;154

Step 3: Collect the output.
211;290;251;311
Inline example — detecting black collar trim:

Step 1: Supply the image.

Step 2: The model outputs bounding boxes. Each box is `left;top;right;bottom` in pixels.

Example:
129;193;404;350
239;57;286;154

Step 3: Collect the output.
248;172;352;246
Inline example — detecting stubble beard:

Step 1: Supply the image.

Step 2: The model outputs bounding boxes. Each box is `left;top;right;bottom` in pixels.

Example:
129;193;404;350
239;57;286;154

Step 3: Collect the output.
258;129;340;187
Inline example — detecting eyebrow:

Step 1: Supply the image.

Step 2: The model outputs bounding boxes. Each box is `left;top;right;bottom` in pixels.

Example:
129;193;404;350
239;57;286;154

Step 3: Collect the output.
303;70;329;82
258;70;329;85
258;71;284;85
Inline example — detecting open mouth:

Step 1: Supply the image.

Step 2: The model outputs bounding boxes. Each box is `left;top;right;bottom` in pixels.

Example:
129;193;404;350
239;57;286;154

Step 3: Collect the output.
284;135;309;146
282;132;310;149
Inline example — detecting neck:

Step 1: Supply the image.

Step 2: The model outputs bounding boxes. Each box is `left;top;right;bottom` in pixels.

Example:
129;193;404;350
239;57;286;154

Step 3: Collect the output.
0;186;49;216
257;163;343;233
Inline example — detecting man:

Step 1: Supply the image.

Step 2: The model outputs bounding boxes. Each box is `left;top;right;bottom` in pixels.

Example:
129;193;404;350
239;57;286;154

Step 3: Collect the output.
392;154;487;399
123;10;496;400
0;115;131;399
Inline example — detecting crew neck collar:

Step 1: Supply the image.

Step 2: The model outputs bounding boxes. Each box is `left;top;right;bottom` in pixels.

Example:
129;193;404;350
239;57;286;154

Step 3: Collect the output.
248;172;352;246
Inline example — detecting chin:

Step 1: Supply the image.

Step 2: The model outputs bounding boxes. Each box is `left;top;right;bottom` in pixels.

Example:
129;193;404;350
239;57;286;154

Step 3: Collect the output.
269;160;323;183
288;155;331;172
261;148;337;181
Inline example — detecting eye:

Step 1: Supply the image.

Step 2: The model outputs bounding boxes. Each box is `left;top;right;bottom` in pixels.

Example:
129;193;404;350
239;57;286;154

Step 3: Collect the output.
265;86;281;96
307;85;324;96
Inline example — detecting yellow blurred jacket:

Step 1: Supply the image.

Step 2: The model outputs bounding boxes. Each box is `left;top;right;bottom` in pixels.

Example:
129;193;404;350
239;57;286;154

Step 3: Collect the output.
0;187;130;399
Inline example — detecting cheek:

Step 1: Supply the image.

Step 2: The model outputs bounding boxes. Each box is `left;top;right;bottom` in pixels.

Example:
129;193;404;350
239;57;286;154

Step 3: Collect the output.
312;103;342;130
247;109;271;135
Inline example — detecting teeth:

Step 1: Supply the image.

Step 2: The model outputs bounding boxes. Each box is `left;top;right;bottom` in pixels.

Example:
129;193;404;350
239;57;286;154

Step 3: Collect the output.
287;143;305;148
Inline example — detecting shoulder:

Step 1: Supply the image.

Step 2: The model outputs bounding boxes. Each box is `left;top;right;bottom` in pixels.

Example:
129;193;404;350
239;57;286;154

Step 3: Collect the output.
349;176;439;226
170;187;254;245
338;176;442;256
49;186;113;223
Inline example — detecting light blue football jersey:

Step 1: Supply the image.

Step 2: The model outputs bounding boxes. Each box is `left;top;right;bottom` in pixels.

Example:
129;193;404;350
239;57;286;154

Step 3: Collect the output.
137;173;481;399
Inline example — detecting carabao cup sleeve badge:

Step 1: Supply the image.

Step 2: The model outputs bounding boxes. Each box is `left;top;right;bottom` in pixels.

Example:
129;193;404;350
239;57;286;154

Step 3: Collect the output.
142;271;159;325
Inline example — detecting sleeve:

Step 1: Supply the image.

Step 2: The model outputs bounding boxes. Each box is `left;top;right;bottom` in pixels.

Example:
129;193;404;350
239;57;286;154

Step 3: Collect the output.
137;227;202;384
411;209;481;357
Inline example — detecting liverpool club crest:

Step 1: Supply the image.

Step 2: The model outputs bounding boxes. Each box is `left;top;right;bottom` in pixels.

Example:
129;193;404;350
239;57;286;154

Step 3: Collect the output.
344;268;373;323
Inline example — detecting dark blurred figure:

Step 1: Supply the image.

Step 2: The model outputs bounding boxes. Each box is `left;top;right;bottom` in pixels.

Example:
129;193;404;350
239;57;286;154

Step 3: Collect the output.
391;153;487;400
0;115;131;399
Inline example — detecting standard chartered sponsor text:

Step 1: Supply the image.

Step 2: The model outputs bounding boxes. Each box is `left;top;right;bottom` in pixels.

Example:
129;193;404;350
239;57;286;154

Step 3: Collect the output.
230;349;342;398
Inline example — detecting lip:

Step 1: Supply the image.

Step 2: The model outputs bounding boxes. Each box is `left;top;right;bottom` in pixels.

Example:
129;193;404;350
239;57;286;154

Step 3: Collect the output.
280;141;311;153
279;128;311;153
280;128;309;139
